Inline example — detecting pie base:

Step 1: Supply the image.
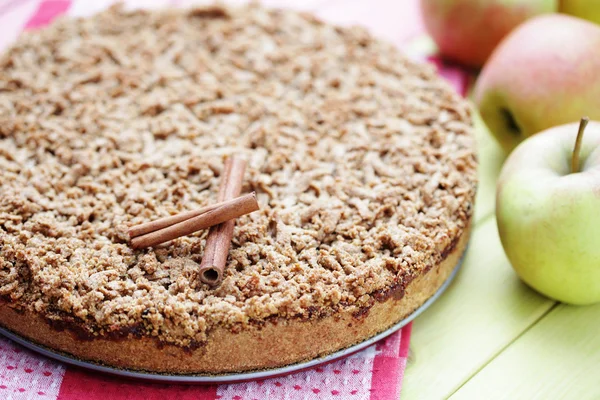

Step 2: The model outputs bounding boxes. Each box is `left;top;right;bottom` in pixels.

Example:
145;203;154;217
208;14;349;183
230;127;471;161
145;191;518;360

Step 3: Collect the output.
0;225;469;374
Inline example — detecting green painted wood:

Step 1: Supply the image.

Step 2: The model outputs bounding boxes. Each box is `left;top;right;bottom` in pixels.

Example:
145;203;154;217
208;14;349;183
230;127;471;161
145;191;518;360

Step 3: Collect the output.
399;20;598;400
451;303;600;400
472;110;506;223
401;217;554;400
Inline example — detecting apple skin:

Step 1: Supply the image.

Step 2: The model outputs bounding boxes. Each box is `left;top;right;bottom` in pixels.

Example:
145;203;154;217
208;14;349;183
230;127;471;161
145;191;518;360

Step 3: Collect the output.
496;121;600;305
561;0;600;25
475;14;600;153
420;0;556;68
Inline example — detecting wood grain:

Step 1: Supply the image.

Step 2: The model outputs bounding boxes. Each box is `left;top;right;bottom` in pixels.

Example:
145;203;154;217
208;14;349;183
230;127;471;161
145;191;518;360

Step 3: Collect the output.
471;110;506;224
401;218;554;400
450;303;600;400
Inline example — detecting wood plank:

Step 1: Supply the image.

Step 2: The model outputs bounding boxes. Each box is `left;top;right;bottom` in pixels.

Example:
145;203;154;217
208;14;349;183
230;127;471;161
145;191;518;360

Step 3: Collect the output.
401;217;554;400
451;303;600;400
471;99;506;223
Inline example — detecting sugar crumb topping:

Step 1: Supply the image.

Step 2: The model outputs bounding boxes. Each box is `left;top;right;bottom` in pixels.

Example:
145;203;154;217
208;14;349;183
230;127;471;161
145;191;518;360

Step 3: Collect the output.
0;4;476;346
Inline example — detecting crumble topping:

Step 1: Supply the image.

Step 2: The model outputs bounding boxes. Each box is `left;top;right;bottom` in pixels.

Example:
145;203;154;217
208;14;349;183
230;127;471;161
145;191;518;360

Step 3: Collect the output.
0;4;476;346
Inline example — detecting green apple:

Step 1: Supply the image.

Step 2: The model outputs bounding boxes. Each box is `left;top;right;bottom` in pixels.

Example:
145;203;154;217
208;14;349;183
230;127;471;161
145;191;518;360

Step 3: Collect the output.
561;0;600;24
475;14;600;153
420;0;556;68
497;118;600;305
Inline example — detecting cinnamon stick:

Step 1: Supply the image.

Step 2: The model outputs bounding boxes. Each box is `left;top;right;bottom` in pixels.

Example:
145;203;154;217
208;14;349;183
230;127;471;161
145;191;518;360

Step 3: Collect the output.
130;192;257;249
129;196;247;239
199;155;246;285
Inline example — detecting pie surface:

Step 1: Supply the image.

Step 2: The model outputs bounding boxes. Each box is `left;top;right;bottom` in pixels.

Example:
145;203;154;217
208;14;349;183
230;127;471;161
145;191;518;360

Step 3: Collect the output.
0;4;476;373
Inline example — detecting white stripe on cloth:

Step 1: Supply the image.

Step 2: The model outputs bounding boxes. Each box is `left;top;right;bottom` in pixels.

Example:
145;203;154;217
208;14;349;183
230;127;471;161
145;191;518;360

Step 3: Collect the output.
216;346;378;400
0;336;66;400
0;0;39;49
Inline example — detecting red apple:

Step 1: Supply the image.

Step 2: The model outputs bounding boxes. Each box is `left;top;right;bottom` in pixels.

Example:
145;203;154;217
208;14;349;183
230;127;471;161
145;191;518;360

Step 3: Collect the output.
420;0;556;68
475;14;600;153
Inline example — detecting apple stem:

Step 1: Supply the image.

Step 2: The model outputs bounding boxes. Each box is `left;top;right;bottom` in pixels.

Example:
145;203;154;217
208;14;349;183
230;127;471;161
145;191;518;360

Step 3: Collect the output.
572;117;589;174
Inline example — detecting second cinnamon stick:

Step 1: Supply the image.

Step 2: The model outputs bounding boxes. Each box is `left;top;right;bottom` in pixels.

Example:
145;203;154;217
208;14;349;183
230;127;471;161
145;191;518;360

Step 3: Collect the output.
130;192;257;249
199;155;247;285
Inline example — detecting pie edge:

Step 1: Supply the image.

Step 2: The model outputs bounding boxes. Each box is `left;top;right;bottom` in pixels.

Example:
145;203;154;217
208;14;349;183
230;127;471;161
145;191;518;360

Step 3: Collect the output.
0;223;469;374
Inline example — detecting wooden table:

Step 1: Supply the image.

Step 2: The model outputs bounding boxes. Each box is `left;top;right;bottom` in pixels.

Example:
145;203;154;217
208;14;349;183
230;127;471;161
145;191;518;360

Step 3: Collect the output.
402;112;600;400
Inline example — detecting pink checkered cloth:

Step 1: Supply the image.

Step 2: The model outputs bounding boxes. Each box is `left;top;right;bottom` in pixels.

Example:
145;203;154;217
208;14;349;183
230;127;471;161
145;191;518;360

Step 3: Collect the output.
0;1;469;398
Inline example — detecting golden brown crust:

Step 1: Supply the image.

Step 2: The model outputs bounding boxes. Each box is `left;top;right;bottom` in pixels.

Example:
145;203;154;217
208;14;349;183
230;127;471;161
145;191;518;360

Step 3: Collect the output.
0;226;468;374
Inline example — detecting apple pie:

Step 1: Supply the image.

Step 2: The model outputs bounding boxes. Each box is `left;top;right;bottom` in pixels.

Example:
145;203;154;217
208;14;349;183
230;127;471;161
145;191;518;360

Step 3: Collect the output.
0;4;476;373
